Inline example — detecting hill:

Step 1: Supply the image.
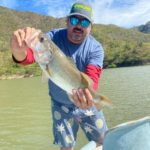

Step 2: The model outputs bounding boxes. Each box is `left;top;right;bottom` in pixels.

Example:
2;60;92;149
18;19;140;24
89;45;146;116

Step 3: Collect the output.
0;6;65;51
92;24;150;68
134;21;150;33
0;6;150;77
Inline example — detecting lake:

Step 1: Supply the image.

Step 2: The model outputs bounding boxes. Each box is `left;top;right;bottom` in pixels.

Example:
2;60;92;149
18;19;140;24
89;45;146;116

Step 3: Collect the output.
0;65;150;150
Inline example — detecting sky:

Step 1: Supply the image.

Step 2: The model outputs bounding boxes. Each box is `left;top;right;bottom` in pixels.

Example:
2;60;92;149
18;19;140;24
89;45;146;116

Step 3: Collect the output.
0;0;150;28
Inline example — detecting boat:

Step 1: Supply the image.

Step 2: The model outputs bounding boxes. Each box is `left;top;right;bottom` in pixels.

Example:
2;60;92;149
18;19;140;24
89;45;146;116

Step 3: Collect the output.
103;116;150;150
81;116;150;150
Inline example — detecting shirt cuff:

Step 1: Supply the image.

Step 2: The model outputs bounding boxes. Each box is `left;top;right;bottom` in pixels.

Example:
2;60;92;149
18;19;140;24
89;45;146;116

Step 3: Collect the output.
12;48;35;65
12;54;27;63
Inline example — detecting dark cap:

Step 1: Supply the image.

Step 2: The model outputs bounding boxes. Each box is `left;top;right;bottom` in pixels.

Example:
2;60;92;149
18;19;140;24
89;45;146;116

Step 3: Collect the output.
68;2;93;22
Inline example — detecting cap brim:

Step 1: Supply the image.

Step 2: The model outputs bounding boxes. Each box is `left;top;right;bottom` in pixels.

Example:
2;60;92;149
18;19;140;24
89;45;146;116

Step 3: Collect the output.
67;13;93;22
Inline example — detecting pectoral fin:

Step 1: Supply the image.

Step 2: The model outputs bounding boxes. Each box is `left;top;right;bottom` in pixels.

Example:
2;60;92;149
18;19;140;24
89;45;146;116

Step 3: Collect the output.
41;71;48;83
45;64;52;76
41;64;52;80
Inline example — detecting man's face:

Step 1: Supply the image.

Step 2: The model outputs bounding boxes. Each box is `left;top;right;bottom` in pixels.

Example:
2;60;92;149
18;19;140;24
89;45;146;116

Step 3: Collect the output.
66;15;92;44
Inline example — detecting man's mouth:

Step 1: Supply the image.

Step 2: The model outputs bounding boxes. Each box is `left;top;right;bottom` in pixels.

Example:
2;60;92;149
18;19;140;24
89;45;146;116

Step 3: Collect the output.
73;28;83;34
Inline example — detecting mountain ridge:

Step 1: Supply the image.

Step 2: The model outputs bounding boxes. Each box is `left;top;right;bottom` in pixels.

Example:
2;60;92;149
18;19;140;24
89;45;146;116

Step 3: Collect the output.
134;21;150;33
0;6;150;76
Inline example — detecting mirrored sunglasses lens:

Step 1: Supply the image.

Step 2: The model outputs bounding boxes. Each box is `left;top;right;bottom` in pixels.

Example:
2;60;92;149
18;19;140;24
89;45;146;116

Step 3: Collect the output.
81;19;90;28
70;17;79;26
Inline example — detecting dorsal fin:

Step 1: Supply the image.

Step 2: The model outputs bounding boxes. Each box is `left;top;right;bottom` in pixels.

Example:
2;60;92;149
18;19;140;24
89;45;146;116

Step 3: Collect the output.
80;72;93;88
66;57;77;69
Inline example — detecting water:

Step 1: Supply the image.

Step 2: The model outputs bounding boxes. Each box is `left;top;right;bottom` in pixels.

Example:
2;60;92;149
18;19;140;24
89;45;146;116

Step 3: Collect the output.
0;65;150;150
0;77;52;150
100;65;150;127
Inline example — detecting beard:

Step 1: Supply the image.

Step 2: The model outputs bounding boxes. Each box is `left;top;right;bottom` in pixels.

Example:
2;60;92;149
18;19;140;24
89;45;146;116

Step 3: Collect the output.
67;25;88;44
71;27;85;42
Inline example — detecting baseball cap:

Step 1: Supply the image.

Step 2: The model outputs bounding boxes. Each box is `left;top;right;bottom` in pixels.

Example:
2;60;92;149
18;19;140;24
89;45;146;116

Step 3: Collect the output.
68;1;93;22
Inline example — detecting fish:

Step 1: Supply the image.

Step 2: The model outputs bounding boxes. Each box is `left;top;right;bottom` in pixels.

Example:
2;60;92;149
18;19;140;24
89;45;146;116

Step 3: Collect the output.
29;31;112;110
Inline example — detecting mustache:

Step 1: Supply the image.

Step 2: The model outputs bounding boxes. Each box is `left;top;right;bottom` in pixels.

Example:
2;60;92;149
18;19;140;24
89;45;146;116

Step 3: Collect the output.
73;27;83;33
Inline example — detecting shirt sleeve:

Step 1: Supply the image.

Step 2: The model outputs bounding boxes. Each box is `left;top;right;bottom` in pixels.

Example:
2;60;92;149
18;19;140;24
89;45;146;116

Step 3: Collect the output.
12;48;35;65
46;28;61;41
87;43;104;68
85;39;104;90
85;64;102;91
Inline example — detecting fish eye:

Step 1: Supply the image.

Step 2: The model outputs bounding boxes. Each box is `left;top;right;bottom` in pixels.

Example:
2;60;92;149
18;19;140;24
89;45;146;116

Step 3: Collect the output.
40;37;44;43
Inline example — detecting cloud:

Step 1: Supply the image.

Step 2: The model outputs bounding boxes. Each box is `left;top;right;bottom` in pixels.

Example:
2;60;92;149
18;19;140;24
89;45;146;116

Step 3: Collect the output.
33;0;74;18
0;0;149;28
0;0;18;9
38;0;150;28
91;0;150;28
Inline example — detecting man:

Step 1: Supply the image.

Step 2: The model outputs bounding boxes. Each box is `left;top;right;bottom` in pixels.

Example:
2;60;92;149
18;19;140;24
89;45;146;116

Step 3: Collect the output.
11;1;107;150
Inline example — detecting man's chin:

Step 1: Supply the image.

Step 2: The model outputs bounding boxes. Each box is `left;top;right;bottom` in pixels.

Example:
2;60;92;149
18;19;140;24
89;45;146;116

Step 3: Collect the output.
71;38;83;44
68;34;84;44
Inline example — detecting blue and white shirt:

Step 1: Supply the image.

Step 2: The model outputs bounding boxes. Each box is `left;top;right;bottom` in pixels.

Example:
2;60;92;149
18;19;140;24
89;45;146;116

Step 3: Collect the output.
47;28;104;105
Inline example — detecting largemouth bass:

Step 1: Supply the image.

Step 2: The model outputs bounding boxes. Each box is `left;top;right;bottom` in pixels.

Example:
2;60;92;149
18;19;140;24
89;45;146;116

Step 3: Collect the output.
29;31;112;109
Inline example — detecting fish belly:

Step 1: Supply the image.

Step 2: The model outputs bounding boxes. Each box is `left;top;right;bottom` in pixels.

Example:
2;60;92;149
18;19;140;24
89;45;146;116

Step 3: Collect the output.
47;58;81;94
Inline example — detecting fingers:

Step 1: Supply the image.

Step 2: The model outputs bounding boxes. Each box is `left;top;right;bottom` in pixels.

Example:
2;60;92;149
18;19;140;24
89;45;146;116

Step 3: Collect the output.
72;89;81;108
13;29;25;47
24;27;41;48
84;88;93;107
12;27;38;47
24;27;32;43
72;88;94;109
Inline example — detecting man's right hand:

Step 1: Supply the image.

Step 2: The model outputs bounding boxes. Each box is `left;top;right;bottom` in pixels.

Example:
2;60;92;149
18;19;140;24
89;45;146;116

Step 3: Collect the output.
10;27;38;61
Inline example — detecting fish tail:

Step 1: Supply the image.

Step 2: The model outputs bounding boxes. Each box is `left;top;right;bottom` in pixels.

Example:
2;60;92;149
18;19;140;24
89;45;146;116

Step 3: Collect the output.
94;95;113;110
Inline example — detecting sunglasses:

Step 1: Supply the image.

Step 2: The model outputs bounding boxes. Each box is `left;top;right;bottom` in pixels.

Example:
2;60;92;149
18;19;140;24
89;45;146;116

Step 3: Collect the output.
69;16;90;28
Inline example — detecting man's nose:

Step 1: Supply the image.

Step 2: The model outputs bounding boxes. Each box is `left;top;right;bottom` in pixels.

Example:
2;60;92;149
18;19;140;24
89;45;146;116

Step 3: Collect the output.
76;23;83;29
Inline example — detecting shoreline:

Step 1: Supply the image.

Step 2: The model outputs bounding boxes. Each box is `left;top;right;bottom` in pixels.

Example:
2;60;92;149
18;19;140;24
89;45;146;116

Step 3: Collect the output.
1;64;150;80
0;74;34;80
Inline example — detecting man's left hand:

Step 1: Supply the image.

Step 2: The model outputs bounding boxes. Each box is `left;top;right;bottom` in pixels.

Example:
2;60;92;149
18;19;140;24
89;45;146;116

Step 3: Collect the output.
72;88;94;109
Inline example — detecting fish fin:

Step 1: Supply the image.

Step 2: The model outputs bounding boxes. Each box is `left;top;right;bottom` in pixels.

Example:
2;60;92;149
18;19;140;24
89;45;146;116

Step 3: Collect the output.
80;72;93;88
94;102;103;110
94;95;113;110
67;93;74;103
41;64;52;81
46;64;52;76
41;71;48;83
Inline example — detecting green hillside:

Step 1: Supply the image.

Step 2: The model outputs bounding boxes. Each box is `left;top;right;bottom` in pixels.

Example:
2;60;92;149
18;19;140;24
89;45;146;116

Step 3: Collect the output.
134;21;150;33
0;6;150;77
92;24;150;68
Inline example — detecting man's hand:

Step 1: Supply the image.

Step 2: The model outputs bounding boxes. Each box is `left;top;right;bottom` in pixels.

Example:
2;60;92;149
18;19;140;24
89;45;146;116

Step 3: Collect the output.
72;88;94;109
10;27;39;61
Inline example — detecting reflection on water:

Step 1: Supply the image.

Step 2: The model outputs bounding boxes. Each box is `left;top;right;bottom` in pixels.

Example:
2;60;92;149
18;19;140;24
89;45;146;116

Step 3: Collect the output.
0;65;150;150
